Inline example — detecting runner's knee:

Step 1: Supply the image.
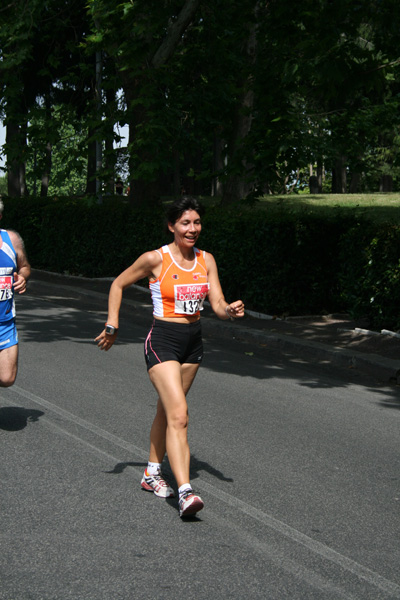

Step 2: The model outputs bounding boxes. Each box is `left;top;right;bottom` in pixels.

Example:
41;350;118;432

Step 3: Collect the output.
0;373;16;387
168;410;189;431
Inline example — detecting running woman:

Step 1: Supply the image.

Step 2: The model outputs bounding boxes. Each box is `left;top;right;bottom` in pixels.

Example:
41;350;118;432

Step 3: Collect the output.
95;197;244;517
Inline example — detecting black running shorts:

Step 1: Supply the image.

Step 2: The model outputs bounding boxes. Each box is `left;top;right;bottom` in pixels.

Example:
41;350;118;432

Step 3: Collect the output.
144;319;203;371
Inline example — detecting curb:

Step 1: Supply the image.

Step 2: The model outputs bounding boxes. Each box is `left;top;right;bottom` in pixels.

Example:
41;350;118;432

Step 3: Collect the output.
200;320;400;385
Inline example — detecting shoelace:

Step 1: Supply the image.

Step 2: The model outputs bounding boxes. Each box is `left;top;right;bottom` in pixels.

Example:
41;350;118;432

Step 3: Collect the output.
179;489;194;504
149;473;169;487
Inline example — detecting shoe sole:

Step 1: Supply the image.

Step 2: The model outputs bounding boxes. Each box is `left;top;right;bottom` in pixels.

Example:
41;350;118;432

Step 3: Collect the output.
179;497;204;517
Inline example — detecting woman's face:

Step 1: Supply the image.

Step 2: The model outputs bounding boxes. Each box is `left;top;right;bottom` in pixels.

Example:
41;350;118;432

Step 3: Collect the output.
168;209;202;248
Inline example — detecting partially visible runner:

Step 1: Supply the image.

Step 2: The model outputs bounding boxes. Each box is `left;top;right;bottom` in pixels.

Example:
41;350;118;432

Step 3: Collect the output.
0;200;31;387
95;197;244;518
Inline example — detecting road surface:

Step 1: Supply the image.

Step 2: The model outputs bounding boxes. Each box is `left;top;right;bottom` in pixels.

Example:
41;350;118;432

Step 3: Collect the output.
1;284;399;599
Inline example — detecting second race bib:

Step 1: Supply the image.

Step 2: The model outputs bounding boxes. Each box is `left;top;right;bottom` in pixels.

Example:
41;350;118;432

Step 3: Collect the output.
0;276;13;301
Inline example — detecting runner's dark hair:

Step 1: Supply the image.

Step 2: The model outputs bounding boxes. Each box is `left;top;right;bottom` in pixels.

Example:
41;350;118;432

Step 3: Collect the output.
166;196;205;225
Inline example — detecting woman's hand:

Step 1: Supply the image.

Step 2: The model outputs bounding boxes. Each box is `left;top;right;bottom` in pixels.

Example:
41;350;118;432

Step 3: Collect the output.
95;329;118;351
225;301;245;320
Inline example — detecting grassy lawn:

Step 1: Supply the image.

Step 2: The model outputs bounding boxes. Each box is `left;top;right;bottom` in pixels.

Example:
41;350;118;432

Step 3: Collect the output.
251;193;400;222
194;193;400;222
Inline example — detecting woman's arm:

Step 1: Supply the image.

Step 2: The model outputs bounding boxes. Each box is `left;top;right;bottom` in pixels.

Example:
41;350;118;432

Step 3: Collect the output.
205;252;245;320
95;250;161;350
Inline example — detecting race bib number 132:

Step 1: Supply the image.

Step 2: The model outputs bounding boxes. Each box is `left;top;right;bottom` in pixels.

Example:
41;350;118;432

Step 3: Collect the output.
174;283;210;314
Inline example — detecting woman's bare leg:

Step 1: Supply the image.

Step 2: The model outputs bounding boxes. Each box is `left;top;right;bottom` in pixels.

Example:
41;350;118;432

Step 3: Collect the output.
148;361;199;487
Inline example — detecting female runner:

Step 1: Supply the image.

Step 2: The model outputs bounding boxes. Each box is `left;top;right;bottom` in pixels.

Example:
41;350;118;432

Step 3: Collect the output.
96;197;245;517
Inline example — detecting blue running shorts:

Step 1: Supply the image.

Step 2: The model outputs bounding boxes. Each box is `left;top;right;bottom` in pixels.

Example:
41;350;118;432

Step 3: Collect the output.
0;318;18;349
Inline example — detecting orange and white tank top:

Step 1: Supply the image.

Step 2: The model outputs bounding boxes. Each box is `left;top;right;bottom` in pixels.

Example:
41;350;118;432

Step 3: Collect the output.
149;245;210;318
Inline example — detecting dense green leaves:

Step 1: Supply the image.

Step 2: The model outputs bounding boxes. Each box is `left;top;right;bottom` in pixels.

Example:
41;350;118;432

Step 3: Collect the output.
1;0;400;199
339;222;400;329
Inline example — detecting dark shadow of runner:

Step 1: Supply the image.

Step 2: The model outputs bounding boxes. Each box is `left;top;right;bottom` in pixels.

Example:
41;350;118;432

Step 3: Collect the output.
0;407;44;431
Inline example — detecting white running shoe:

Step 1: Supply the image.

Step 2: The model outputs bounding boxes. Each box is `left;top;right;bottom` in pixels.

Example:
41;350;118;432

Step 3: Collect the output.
178;490;204;517
141;470;175;498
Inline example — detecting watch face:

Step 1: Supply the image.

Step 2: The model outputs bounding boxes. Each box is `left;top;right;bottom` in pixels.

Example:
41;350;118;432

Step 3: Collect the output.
106;326;115;335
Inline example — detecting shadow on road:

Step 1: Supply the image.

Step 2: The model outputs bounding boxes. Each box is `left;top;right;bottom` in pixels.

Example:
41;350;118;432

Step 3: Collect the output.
15;292;400;409
190;454;233;483
104;461;147;474
103;455;233;484
0;406;44;431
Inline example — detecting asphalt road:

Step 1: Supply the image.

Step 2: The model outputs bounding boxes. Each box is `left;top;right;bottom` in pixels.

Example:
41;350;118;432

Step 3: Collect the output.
1;284;400;600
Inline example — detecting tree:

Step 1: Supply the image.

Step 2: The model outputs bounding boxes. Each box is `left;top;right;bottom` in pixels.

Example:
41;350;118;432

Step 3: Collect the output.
2;0;400;201
0;0;43;196
0;0;96;197
262;0;400;194
86;0;201;206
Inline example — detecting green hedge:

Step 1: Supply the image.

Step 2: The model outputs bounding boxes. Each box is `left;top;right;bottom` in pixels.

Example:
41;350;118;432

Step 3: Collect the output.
339;222;400;330
1;197;165;277
2;197;399;330
200;207;356;317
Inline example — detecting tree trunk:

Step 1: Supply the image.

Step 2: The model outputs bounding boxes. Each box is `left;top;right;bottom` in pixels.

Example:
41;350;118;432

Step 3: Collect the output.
39;95;53;197
317;161;323;192
309;176;319;194
121;0;201;207
129;178;161;206
19;122;29;197
212;133;225;197
104;135;115;195
182;151;194;195
222;80;255;203
223;174;253;204
193;148;203;195
379;174;393;192
104;88;117;195
85;128;97;195
172;148;181;197
221;2;261;205
40;141;52;197
151;0;201;68
6;120;29;197
349;171;361;193
126;104;162;206
331;156;347;193
6;121;21;197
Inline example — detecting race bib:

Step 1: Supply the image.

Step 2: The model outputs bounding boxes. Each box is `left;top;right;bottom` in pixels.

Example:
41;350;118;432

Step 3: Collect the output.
0;276;13;301
174;283;210;314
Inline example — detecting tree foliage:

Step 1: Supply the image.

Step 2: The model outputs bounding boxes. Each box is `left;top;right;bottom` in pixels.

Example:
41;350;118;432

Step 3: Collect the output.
1;0;400;201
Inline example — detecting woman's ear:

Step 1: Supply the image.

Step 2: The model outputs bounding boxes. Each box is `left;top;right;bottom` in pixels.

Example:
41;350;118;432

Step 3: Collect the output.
167;222;174;233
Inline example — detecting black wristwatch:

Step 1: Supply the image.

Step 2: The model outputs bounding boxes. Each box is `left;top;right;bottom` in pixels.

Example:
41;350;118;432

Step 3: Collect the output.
105;324;118;335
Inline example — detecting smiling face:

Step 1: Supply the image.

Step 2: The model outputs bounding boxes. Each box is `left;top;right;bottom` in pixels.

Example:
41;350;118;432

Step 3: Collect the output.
168;209;202;248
